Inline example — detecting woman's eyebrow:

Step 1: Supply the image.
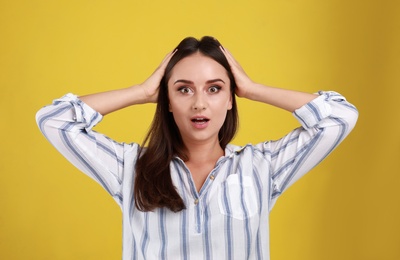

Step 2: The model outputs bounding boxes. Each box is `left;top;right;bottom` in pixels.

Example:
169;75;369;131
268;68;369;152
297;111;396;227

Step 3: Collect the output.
174;79;193;85
173;79;225;85
206;79;225;84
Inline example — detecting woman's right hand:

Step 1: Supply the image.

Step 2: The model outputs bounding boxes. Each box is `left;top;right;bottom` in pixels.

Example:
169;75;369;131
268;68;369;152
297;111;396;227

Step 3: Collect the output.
79;50;177;115
139;49;177;103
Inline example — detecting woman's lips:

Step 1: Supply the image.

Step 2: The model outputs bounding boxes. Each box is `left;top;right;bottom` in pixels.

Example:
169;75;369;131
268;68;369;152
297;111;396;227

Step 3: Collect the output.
190;117;210;129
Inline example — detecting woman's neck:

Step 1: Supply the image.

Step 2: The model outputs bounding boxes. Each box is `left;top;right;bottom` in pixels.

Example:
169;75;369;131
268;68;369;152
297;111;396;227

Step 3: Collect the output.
183;138;224;192
184;138;224;165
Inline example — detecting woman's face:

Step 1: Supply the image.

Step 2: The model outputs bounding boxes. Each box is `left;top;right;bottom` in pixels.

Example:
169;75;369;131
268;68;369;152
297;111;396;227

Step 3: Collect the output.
167;52;232;146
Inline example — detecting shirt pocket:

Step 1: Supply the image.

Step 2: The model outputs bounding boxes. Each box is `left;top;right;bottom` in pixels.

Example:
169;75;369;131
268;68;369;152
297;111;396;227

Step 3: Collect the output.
218;174;258;220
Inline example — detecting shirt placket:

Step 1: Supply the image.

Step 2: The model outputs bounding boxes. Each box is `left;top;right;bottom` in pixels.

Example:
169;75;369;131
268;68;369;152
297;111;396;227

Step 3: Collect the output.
193;171;218;234
177;158;226;234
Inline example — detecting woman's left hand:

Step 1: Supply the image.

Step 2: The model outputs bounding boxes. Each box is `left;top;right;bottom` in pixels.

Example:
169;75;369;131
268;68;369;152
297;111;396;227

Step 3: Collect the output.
220;46;255;98
220;46;317;111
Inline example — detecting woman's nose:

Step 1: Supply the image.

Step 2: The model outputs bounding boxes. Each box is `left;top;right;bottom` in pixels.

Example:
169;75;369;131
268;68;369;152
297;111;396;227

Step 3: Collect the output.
192;94;207;111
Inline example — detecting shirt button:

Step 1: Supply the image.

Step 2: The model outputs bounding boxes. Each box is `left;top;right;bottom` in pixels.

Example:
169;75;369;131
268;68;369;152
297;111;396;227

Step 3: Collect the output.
210;175;215;180
194;199;199;205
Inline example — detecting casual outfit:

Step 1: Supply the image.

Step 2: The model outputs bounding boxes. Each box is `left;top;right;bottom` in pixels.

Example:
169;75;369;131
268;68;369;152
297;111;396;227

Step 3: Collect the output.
36;91;358;260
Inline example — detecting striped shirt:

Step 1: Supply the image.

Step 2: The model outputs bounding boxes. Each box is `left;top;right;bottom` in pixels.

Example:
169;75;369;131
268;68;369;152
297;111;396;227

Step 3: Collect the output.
36;91;358;260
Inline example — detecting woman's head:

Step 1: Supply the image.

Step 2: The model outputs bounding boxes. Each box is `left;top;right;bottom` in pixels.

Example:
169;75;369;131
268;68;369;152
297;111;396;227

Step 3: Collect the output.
136;36;238;212
156;36;238;152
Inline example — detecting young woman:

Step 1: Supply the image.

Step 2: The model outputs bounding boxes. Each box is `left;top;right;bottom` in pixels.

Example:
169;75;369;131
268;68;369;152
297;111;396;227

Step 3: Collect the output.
36;36;358;259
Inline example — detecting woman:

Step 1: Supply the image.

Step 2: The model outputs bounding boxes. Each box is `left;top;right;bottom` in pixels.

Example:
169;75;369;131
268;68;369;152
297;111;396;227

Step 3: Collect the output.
36;36;358;259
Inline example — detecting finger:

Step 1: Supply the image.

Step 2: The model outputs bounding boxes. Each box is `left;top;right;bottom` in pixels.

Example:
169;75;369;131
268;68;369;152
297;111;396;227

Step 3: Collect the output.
220;46;231;60
220;46;235;68
154;49;177;74
220;46;239;68
161;49;178;65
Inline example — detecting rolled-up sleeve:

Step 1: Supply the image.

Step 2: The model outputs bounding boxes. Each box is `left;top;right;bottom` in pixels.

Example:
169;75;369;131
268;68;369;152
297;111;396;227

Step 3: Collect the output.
36;94;138;205
259;91;358;204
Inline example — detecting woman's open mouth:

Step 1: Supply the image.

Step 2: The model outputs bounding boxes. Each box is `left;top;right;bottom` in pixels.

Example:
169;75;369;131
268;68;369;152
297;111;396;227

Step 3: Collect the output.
191;118;209;124
191;117;210;128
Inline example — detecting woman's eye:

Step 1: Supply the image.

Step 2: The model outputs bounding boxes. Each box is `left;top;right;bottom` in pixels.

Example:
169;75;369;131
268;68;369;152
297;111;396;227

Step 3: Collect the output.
178;87;192;94
208;86;221;93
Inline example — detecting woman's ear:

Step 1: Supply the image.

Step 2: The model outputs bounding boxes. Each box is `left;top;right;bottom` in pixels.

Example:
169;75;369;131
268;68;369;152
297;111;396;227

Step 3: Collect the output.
227;91;233;110
227;97;232;110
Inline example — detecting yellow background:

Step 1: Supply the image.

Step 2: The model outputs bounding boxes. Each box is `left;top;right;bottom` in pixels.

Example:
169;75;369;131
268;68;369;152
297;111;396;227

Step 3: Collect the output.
1;0;399;259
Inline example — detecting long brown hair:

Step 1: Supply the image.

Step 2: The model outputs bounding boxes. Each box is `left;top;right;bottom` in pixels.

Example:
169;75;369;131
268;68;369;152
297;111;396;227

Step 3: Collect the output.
134;36;238;212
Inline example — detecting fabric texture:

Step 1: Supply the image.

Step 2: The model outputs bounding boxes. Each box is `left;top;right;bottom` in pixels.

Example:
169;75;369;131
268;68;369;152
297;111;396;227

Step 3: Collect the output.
36;91;358;260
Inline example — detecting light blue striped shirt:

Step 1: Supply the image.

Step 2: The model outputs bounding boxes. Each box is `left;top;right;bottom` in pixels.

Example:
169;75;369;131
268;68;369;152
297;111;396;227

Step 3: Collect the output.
36;91;358;259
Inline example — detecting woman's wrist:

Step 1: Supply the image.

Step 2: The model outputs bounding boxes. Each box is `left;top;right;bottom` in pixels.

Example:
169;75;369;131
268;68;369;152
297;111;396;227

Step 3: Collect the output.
241;83;317;112
134;84;158;104
239;82;268;101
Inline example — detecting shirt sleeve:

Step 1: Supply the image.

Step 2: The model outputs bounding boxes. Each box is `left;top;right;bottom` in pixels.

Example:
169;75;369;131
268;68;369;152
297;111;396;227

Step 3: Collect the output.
36;93;139;205
256;91;358;206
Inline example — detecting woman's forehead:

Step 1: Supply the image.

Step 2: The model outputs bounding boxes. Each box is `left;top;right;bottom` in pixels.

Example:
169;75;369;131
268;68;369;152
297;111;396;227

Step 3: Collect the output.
168;53;229;83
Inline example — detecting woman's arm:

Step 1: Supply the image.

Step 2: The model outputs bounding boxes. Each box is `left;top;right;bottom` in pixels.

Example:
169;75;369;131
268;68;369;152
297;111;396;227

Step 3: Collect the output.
264;91;358;206
36;50;176;202
220;46;358;208
36;94;129;203
78;85;148;116
220;46;317;112
79;50;176;115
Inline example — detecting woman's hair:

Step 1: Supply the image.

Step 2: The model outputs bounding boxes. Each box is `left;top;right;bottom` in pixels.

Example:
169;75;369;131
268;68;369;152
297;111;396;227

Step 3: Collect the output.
134;36;239;212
